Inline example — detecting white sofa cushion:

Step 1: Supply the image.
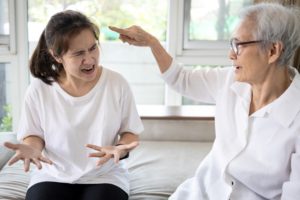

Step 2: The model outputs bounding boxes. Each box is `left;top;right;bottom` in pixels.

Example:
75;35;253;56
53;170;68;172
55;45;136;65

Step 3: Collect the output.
126;141;212;200
0;161;30;200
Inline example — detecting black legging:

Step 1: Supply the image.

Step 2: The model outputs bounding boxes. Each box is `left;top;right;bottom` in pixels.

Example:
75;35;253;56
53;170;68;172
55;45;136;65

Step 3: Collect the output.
25;182;128;200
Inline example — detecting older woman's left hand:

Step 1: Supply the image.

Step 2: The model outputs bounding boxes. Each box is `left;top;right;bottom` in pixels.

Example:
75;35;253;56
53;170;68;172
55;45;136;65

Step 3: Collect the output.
86;141;139;165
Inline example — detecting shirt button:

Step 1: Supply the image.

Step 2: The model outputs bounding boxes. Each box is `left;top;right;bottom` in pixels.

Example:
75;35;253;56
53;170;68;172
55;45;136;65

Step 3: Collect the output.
231;180;235;186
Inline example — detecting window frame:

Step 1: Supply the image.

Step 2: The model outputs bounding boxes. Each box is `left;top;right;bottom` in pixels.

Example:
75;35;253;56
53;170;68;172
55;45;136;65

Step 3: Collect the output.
0;0;17;54
166;0;231;105
24;0;231;107
0;0;29;132
175;0;231;65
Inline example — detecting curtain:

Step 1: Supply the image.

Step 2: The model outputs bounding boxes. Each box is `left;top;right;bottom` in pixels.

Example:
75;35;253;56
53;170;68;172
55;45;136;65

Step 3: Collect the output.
254;0;300;71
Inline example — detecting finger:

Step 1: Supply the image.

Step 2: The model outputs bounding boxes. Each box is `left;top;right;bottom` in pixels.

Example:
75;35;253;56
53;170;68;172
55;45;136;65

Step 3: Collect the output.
126;141;139;149
32;158;42;170
120;35;137;44
86;144;102;151
24;158;30;172
97;154;112;166
89;152;106;158
8;155;21;166
118;141;139;150
3;142;19;150
127;40;146;47
39;156;53;165
114;153;120;164
109;26;128;35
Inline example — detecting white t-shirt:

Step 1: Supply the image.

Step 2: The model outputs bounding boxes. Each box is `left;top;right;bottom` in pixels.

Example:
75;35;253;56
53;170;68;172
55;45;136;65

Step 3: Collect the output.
17;67;144;194
164;61;300;200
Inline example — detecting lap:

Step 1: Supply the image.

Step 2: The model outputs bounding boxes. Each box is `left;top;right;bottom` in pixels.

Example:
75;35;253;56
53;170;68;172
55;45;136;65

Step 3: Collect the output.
26;182;128;200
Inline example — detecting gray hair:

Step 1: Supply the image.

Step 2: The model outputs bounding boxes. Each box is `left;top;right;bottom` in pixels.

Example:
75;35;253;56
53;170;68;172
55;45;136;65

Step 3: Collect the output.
239;3;300;67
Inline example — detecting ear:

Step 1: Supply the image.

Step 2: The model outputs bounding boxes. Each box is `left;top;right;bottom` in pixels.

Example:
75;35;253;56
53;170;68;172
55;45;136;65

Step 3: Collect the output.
49;49;62;63
268;41;284;64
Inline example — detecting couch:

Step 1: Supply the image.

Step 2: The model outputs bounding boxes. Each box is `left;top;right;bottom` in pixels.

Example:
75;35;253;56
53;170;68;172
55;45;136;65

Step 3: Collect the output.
0;106;215;200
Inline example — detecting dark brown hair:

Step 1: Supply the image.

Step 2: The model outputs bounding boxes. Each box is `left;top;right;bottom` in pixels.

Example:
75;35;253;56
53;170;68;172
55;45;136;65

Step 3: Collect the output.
29;10;100;85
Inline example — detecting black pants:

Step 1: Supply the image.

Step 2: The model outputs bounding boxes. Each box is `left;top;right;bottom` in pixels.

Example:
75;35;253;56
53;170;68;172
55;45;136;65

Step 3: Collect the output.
25;182;128;200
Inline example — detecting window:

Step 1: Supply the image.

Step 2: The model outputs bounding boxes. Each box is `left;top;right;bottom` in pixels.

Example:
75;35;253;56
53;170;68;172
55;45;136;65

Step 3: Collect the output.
25;0;252;107
28;0;168;105
183;0;252;49
0;0;9;50
0;63;13;131
165;0;252;105
0;1;29;133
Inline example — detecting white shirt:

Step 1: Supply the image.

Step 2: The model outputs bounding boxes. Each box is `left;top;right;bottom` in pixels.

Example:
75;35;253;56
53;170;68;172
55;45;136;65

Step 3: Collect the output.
164;62;300;200
17;67;144;194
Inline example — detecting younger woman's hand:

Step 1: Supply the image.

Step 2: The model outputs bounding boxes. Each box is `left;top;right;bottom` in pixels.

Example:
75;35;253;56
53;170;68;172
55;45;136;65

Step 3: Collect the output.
4;142;53;172
86;141;139;166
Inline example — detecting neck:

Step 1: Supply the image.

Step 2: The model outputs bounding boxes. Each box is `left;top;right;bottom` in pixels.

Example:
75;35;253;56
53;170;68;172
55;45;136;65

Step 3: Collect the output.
249;66;291;115
58;67;101;97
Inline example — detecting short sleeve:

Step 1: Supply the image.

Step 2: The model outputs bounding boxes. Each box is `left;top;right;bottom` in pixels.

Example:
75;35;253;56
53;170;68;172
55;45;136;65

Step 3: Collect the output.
118;78;144;135
17;82;44;141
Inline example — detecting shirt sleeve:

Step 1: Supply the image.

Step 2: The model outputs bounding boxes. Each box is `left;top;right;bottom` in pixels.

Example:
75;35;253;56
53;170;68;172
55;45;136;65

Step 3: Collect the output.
17;83;44;141
118;77;144;135
161;60;233;104
281;135;300;199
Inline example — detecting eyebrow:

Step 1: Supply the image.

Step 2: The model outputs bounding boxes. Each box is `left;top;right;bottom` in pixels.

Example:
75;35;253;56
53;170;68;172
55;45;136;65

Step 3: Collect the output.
70;42;98;55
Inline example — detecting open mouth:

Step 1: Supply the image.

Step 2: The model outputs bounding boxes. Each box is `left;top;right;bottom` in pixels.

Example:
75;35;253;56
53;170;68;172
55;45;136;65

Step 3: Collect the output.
81;65;95;73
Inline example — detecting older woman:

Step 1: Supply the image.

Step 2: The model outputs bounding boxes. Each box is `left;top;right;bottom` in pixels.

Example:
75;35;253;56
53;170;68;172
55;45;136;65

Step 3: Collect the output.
110;3;300;200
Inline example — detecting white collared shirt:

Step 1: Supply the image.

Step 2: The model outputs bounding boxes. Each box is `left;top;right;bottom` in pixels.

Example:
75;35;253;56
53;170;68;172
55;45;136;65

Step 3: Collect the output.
163;61;300;200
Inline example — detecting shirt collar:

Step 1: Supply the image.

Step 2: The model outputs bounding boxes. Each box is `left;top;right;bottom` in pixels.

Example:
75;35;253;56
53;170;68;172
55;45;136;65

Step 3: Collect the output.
230;68;300;128
267;70;300;128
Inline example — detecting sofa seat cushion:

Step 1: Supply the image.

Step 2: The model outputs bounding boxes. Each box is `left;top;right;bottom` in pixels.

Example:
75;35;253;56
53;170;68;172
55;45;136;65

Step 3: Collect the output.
0;141;212;200
0;161;30;200
126;141;212;200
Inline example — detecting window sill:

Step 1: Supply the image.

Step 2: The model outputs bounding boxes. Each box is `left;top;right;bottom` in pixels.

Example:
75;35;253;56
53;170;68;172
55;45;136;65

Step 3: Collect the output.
137;105;215;120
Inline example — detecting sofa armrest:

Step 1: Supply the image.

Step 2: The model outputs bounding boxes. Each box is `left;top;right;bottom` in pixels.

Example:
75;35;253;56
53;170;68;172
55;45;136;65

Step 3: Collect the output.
0;132;17;170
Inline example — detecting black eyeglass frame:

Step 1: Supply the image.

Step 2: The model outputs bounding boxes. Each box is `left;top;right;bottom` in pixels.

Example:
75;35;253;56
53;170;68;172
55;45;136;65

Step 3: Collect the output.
230;39;263;55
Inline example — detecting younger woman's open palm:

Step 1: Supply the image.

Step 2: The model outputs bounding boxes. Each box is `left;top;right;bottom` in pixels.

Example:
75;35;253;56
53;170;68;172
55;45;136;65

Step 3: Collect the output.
4;142;53;172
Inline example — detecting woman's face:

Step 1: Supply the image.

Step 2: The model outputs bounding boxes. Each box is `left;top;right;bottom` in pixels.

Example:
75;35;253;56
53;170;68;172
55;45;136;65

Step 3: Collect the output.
229;19;270;84
59;29;100;84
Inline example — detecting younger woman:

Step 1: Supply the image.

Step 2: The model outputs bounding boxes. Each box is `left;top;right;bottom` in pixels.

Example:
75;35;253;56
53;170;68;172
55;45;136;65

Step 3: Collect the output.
5;10;143;200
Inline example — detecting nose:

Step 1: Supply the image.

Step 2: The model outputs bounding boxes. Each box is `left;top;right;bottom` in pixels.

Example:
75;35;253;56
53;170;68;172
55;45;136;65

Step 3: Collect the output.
82;52;94;64
228;49;237;60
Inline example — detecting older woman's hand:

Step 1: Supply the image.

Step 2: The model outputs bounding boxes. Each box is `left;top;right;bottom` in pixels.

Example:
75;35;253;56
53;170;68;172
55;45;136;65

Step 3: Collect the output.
86;141;139;165
109;25;158;47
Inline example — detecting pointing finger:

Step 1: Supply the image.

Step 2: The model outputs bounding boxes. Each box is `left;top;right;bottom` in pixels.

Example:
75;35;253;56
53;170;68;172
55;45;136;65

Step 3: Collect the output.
109;26;127;34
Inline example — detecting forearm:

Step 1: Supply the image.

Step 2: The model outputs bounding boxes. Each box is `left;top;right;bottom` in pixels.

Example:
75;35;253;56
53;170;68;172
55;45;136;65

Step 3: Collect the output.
116;132;139;159
23;135;45;152
149;37;173;73
117;132;139;145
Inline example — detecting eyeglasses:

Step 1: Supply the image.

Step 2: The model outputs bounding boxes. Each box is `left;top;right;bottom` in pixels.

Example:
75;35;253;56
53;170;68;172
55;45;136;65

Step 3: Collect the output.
230;39;263;55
